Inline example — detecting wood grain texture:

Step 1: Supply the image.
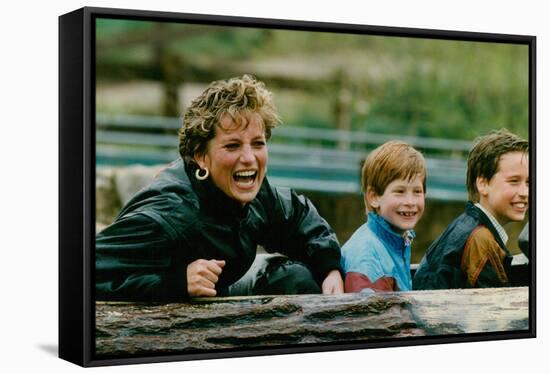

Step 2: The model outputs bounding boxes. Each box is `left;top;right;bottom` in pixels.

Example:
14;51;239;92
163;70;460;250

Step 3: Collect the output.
95;287;529;356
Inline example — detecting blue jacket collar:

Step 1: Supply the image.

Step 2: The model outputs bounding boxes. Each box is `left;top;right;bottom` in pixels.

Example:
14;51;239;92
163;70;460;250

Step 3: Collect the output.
366;212;416;249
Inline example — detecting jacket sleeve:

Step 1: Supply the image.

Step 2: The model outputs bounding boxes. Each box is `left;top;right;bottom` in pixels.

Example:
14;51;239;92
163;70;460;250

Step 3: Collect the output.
345;272;398;293
461;227;509;288
261;186;342;283
95;212;189;302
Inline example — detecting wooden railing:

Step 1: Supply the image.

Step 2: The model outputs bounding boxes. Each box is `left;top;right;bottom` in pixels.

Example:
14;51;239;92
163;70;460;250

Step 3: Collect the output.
95;287;530;356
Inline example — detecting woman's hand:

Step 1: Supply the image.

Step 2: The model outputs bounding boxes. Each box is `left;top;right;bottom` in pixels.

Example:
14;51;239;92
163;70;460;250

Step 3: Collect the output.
321;269;344;295
186;259;225;297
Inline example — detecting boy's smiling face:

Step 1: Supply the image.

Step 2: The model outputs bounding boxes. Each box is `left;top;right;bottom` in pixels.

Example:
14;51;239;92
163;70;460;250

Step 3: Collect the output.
367;174;425;234
477;151;529;225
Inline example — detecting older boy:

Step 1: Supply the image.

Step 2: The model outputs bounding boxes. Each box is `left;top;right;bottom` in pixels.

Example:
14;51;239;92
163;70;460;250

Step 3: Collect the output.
341;141;427;293
413;129;528;290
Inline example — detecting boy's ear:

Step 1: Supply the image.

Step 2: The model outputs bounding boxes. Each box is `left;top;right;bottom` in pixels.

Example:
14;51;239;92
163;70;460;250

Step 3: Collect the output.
476;176;490;197
366;187;380;210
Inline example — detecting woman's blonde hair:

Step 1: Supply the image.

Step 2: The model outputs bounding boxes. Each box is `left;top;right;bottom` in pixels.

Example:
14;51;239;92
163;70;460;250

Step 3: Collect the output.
178;74;281;167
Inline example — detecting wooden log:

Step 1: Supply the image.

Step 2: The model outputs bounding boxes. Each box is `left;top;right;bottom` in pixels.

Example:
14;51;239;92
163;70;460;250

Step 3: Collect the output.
95;287;529;356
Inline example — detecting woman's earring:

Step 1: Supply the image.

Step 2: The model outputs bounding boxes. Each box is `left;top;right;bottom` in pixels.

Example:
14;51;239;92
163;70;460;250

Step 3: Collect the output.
195;167;209;181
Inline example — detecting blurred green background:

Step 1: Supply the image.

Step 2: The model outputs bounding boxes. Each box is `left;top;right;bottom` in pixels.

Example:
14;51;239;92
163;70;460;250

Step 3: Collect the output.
95;18;529;261
96;19;528;138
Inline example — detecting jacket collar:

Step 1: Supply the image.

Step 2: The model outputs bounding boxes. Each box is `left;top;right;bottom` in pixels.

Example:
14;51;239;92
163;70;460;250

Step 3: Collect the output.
474;203;509;245
366;212;416;250
465;201;509;252
184;160;249;222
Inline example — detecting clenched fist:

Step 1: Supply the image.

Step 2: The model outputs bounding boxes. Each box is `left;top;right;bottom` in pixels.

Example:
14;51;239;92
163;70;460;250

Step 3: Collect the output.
186;259;226;297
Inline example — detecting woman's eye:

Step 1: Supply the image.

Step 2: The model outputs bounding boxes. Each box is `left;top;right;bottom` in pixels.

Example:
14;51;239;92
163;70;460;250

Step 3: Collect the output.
224;143;239;150
253;141;266;147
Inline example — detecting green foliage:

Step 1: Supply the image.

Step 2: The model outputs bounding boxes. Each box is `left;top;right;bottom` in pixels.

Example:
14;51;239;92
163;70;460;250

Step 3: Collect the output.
96;18;153;37
353;39;528;139
167;27;267;59
95;18;530;141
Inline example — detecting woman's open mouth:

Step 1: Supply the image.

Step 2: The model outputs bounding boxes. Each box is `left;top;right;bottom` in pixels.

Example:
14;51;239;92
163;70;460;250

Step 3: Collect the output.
233;170;257;188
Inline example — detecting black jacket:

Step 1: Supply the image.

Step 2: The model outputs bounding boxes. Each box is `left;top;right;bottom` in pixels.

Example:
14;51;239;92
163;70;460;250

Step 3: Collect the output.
413;202;512;290
96;159;342;301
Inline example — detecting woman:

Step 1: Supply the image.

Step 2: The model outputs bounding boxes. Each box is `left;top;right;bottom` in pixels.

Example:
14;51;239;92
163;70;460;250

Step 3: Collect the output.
96;75;344;301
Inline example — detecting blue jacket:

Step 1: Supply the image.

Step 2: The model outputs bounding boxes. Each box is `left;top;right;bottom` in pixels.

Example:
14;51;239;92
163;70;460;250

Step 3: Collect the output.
341;212;414;293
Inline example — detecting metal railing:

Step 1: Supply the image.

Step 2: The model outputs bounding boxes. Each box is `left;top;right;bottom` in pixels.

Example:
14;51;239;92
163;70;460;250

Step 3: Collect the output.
96;113;469;201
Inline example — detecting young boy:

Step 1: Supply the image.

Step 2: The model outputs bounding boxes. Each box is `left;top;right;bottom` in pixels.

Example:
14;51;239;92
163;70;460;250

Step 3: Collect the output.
341;141;427;293
413;129;528;290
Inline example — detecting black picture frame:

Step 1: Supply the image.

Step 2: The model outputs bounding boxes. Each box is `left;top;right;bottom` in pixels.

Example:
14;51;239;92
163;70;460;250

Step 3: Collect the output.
59;6;536;367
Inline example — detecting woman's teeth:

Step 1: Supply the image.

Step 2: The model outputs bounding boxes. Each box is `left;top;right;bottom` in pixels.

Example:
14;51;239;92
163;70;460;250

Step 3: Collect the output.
235;170;255;177
233;170;257;183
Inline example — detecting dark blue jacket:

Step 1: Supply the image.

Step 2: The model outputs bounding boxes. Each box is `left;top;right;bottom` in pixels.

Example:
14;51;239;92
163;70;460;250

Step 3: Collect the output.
413;202;512;290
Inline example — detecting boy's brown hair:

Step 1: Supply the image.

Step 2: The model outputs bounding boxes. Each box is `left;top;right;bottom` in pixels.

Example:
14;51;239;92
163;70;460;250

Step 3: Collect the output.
466;129;529;202
362;141;427;212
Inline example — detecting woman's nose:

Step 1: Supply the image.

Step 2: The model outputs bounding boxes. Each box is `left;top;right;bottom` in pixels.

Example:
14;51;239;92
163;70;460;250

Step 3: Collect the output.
240;145;255;163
